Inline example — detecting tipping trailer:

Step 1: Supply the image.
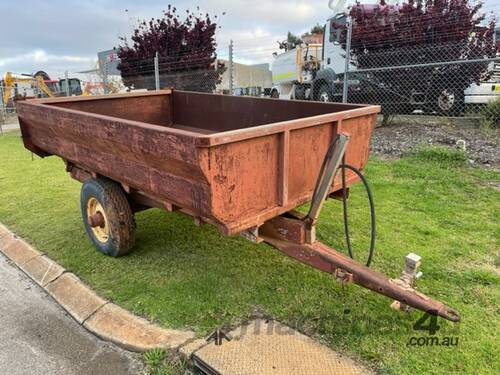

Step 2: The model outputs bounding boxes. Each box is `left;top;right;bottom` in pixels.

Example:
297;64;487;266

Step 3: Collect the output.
16;90;459;322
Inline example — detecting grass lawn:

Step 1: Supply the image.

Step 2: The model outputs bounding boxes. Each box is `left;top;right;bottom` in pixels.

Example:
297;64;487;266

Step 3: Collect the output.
0;131;498;374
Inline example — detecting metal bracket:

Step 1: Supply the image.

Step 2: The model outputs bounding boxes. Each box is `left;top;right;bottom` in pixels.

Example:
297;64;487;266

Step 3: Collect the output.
304;133;350;242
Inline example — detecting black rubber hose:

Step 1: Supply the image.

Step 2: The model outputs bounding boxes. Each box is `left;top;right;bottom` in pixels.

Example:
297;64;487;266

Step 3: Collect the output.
341;159;376;267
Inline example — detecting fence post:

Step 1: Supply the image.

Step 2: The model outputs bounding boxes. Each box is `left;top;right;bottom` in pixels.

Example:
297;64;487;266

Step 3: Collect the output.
342;17;353;103
64;70;70;96
228;40;234;95
154;51;160;90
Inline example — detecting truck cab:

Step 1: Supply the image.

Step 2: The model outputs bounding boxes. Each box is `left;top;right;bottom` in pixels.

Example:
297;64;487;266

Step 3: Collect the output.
58;78;83;96
271;12;348;101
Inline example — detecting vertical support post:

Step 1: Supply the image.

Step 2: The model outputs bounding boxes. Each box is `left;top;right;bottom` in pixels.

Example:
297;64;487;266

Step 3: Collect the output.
154;51;160;91
64;70;70;96
342;17;353;104
228;40;234;95
305;134;350;232
278;130;290;206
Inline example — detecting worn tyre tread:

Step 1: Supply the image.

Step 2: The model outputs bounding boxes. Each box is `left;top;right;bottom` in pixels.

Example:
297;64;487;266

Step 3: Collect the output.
81;178;136;257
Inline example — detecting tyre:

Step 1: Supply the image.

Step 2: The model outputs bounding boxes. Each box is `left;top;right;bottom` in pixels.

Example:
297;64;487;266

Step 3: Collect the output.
316;83;333;102
270;89;279;98
80;178;135;257
294;85;307;100
435;88;464;116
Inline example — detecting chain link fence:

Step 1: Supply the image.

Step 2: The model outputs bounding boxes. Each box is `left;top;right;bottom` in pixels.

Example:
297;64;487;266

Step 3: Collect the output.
341;40;499;123
98;48;272;97
2;21;499;129
0;72;83;125
1;83;21;128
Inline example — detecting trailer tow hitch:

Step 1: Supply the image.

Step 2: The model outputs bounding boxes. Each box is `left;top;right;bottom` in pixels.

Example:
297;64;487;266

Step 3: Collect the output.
259;133;460;322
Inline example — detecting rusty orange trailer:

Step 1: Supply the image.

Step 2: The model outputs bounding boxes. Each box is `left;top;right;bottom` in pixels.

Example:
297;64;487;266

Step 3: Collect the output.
16;90;460;322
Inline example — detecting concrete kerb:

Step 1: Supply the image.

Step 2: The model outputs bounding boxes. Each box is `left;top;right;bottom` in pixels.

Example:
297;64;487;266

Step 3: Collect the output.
45;272;108;324
84;303;194;352
0;223;371;374
21;255;65;287
0;223;195;353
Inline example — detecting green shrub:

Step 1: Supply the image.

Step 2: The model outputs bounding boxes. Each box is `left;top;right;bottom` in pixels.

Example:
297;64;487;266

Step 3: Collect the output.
481;98;500;128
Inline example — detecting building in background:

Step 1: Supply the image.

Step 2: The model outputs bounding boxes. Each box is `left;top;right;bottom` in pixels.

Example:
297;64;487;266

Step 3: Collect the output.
97;49;121;75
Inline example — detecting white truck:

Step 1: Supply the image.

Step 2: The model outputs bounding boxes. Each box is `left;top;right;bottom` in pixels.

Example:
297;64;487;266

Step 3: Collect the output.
270;1;499;116
464;52;500;108
270;9;347;102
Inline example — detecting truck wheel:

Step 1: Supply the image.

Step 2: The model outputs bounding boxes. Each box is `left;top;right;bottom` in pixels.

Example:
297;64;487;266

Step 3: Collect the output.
436;88;464;116
316;83;332;102
80;178;135;257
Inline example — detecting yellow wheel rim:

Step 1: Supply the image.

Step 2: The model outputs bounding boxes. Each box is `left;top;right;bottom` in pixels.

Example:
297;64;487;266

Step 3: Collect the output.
87;197;109;243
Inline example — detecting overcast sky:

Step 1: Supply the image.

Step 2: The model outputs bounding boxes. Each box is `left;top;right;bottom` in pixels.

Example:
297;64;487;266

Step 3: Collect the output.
1;0;499;78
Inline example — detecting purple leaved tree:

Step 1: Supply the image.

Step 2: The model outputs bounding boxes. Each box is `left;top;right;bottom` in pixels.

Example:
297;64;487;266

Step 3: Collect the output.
344;0;496;115
116;5;225;92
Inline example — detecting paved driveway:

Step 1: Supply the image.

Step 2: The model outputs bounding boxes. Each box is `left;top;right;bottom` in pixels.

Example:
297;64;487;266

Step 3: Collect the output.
0;253;142;374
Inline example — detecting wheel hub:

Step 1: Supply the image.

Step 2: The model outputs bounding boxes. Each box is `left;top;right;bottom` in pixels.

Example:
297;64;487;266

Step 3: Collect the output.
437;89;455;111
88;211;105;228
319;92;329;102
87;197;109;243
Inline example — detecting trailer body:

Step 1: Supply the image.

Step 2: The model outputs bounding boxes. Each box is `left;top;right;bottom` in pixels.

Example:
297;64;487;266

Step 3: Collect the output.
17;90;377;235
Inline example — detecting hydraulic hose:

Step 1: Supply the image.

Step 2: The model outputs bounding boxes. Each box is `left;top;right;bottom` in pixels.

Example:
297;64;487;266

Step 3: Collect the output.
340;158;376;267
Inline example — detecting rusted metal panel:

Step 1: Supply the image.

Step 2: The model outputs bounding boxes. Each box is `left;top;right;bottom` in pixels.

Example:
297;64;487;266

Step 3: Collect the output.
207;134;281;224
172;90;370;133
288;122;337;201
340;115;376;174
278;131;290;206
16;90;380;235
52;93;173;127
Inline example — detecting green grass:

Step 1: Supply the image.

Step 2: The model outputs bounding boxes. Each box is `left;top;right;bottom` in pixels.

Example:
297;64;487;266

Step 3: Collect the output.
143;348;191;375
409;144;467;166
0;131;499;374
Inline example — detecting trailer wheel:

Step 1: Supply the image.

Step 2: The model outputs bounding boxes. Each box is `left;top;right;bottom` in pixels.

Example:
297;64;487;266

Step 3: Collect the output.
80;178;135;257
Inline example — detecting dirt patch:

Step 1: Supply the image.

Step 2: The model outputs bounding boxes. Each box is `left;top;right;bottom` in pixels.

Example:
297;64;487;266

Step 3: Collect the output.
370;116;499;167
